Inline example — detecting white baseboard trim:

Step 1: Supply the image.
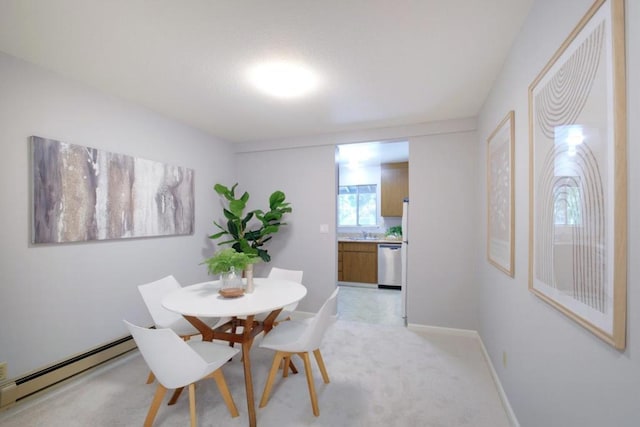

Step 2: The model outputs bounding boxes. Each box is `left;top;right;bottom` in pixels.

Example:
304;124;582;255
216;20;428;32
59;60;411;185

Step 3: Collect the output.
291;310;315;320
407;323;478;337
408;323;520;427
0;351;139;418
475;334;520;427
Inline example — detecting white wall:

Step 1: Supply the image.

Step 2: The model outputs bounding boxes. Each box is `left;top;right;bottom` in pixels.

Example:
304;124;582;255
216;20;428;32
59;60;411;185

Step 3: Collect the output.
0;49;484;381
407;131;480;328
234;146;337;312
477;0;639;425
0;52;235;378
236;122;481;327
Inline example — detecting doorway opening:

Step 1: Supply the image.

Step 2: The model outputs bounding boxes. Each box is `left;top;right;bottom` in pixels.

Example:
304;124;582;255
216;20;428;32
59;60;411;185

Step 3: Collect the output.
335;140;408;326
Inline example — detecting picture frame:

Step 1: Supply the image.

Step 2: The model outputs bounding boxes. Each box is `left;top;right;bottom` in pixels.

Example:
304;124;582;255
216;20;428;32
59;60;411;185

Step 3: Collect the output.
528;0;626;349
32;136;195;244
487;110;515;277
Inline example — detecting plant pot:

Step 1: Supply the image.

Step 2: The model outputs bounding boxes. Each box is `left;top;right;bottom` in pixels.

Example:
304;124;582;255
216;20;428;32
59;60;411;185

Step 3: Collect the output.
221;267;243;292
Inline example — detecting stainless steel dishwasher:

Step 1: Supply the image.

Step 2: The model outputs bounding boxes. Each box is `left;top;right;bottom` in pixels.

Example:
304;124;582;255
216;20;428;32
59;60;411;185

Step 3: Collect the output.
377;243;402;289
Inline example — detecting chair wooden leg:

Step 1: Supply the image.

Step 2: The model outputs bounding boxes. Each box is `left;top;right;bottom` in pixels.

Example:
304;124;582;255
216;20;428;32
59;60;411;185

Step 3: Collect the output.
168;387;184;405
211;369;239;417
282;355;290;377
280;355;298;376
229;319;237;348
289;358;299;374
188;383;197;427
144;384;167;427
259;351;286;408
146;371;155;384
313;349;330;384
301;352;320;416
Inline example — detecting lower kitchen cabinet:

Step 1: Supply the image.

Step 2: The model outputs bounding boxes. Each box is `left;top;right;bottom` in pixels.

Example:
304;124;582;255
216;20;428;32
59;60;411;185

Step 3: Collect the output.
338;242;377;284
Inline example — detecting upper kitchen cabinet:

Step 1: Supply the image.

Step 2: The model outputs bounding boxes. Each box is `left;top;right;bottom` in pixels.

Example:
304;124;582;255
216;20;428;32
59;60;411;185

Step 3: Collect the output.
381;162;408;217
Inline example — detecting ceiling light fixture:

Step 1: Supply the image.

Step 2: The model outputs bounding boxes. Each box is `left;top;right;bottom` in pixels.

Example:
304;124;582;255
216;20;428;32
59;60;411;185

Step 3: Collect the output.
247;61;319;99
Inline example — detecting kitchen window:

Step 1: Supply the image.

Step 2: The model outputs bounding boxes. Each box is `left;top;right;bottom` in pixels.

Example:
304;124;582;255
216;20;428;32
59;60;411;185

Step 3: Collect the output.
338;184;377;226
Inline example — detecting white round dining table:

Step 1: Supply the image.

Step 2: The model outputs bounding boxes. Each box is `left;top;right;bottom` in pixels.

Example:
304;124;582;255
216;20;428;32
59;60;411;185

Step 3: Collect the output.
161;277;307;318
160;277;307;427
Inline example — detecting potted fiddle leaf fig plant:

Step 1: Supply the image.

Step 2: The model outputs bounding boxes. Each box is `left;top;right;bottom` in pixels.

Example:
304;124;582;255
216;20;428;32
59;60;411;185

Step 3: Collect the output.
209;183;292;263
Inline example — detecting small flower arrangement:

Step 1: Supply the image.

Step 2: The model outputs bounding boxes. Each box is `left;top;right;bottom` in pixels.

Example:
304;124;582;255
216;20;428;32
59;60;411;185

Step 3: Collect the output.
201;248;259;276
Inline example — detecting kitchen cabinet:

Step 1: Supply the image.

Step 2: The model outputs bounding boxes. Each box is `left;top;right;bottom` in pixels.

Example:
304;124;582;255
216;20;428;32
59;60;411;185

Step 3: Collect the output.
381;162;408;217
338;245;343;280
338;242;377;284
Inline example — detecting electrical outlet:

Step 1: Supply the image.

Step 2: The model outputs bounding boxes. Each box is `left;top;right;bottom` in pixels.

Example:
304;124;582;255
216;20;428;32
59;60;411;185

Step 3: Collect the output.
0;362;7;381
502;351;507;368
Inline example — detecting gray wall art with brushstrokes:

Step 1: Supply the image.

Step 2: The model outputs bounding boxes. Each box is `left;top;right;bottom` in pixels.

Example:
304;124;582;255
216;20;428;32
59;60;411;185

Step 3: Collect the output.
31;136;194;243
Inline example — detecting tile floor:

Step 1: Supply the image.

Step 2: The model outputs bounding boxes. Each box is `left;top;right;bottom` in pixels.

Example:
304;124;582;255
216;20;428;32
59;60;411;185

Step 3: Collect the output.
336;284;404;326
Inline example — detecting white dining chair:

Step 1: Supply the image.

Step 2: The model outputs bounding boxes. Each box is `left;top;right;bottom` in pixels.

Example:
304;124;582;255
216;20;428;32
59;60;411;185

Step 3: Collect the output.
254;267;304;323
124;320;240;427
138;275;230;383
258;288;338;417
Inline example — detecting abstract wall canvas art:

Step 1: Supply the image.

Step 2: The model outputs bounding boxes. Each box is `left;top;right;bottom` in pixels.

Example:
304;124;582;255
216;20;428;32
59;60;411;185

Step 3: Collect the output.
487;111;514;277
528;0;626;349
32;136;194;243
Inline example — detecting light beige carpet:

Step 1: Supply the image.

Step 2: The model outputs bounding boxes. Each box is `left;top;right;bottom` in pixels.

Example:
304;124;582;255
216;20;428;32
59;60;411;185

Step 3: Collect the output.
0;320;511;426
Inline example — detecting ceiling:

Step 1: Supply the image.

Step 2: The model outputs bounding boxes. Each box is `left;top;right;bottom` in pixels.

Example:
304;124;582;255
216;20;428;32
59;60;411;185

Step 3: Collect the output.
0;0;533;144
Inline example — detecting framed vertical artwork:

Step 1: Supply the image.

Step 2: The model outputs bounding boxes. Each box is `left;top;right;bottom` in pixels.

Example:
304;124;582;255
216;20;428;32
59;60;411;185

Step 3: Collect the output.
487;110;515;277
528;0;626;349
32;136;195;244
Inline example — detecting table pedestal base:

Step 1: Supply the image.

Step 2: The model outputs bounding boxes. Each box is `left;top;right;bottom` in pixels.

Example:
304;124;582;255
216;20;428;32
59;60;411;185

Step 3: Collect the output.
183;309;283;427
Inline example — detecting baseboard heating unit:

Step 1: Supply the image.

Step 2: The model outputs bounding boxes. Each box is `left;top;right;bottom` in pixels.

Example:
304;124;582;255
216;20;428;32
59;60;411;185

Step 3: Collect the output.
0;336;136;410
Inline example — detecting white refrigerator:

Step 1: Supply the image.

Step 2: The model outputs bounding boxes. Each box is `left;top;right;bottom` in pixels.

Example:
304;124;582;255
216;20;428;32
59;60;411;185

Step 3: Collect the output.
401;199;409;326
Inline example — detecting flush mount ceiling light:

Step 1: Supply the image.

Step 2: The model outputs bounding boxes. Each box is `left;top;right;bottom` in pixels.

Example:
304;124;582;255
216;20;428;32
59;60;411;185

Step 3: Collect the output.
247;61;319;99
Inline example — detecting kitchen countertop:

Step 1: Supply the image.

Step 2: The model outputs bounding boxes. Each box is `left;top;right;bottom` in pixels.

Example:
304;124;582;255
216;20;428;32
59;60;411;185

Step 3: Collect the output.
338;238;402;244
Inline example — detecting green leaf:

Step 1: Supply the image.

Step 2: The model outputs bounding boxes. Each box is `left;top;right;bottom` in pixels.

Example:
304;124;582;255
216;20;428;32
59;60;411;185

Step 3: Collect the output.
209;231;227;239
244;230;261;241
241;212;255;228
222;208;237;220
239;240;257;255
230;183;238;197
263;211;282;222
214;183;234;201
228;220;239;238
262;225;279;234
217;238;237;245
257;248;270;262
229;199;246;217
269;191;286;209
213;183;228;194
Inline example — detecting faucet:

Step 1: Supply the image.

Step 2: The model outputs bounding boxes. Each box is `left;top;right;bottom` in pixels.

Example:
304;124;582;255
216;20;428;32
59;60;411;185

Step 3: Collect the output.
361;231;368;239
